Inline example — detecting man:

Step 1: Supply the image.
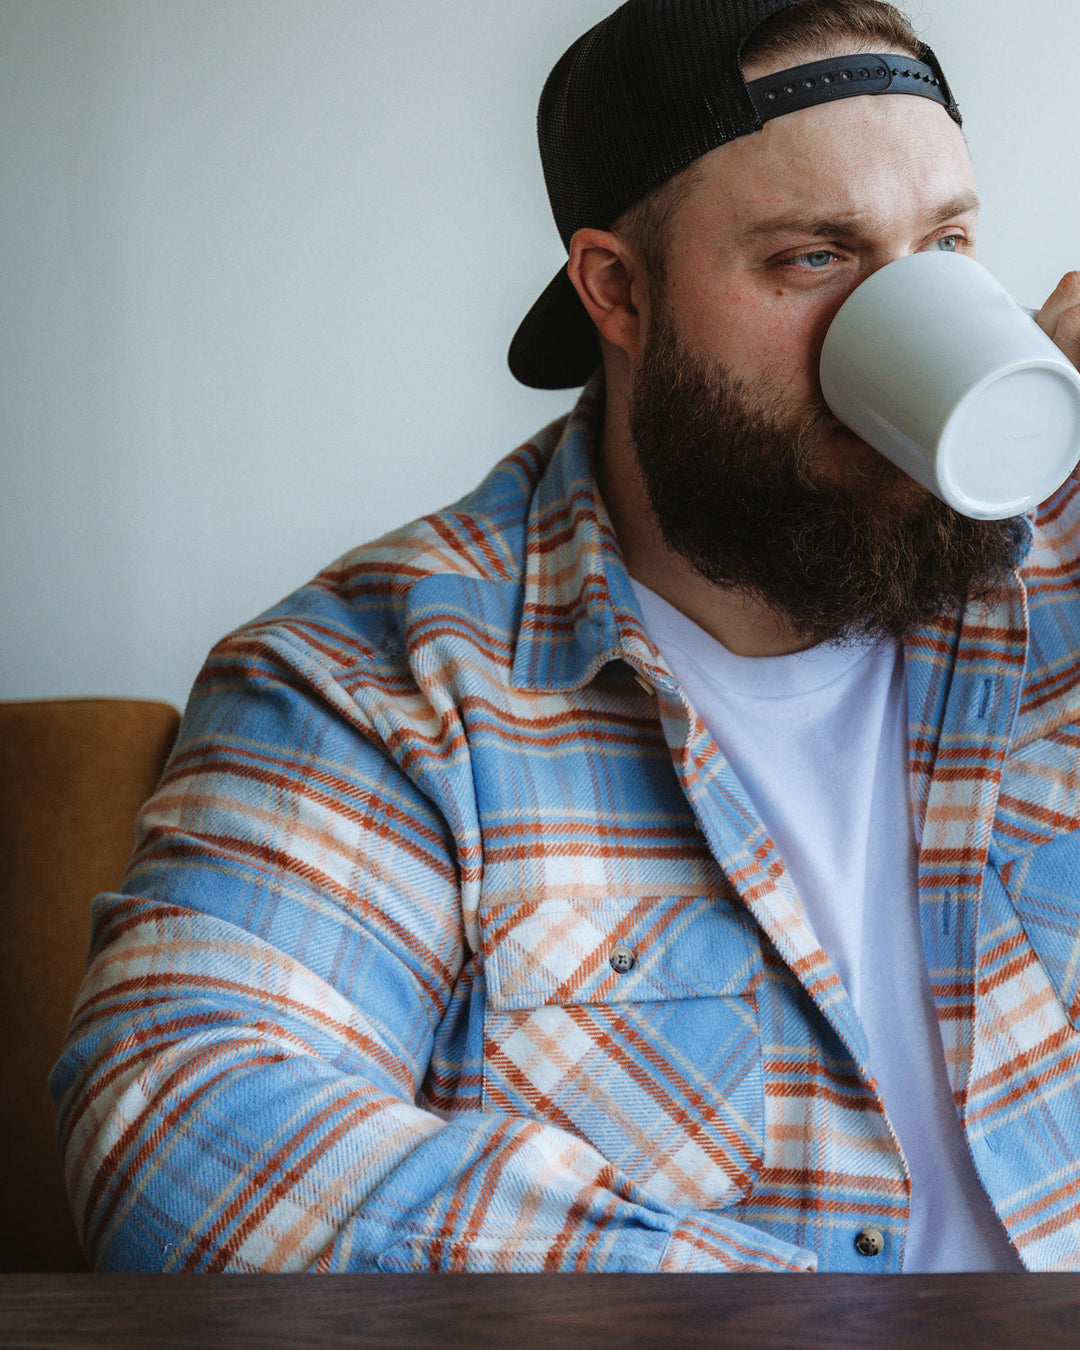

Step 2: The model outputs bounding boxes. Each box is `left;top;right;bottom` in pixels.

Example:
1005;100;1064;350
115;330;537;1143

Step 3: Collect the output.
53;0;1080;1273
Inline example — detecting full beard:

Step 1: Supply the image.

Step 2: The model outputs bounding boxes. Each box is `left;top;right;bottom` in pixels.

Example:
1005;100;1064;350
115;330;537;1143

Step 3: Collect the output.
627;306;1027;647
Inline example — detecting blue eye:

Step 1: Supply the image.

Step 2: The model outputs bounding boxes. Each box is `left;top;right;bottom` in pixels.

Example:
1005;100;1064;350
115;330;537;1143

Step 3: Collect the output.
792;250;837;269
929;236;961;253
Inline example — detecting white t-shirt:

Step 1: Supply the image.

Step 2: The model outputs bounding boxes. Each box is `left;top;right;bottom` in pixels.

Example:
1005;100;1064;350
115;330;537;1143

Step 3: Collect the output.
631;580;1021;1272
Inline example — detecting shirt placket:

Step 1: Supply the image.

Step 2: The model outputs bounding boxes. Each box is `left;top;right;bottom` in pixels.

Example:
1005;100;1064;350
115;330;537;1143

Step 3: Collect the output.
634;664;911;1269
906;589;1028;1112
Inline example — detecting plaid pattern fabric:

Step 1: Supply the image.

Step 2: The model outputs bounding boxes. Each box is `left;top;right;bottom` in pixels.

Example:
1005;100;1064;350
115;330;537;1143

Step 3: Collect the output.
52;377;1080;1272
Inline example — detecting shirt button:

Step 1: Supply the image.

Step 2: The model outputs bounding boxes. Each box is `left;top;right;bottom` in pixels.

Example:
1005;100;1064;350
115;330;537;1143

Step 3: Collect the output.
854;1227;885;1259
609;944;636;974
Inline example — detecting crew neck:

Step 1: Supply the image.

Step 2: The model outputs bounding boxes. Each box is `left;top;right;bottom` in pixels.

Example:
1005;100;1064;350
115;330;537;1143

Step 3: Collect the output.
629;580;887;700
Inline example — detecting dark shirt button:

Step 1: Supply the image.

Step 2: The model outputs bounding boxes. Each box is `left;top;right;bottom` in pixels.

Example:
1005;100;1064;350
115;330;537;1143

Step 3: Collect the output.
854;1227;885;1258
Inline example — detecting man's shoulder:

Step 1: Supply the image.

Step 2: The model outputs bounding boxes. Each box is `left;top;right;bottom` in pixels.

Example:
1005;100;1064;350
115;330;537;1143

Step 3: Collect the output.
1025;480;1080;598
214;417;571;680
1009;482;1080;739
329;429;559;593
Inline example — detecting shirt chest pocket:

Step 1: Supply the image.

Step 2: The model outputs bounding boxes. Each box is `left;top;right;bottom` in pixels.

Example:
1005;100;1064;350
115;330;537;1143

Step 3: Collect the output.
480;894;765;1212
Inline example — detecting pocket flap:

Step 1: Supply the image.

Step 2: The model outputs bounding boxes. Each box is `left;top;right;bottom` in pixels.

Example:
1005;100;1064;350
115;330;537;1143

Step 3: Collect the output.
482;893;763;1012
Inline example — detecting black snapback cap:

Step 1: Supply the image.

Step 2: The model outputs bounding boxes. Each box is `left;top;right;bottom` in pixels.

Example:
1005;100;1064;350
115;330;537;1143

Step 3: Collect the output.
509;0;960;390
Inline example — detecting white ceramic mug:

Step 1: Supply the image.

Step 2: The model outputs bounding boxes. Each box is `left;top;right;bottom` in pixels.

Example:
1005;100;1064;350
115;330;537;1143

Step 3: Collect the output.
819;251;1080;520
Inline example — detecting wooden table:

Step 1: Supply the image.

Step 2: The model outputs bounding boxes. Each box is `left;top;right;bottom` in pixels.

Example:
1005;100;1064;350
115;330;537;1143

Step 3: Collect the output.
3;1273;1080;1348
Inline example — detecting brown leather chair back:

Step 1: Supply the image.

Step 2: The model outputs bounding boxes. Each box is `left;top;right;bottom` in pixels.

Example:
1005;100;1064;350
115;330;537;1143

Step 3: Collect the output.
0;698;180;1271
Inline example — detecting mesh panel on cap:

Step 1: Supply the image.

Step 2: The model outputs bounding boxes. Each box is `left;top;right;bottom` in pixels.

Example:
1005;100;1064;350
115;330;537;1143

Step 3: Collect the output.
541;0;798;244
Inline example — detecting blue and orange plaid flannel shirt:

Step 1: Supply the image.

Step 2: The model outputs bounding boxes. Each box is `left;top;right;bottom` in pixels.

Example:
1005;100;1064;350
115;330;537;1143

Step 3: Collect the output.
52;377;1080;1272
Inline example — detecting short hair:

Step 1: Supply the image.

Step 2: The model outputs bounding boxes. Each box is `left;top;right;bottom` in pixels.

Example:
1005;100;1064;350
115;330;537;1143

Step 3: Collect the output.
613;0;923;279
743;0;921;67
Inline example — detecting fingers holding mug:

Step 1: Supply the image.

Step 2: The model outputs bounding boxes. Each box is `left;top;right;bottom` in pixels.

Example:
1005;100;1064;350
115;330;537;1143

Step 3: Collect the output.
1037;271;1080;371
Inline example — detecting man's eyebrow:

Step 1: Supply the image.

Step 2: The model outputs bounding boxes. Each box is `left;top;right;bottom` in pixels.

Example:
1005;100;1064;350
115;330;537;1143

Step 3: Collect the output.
742;190;982;241
928;189;982;226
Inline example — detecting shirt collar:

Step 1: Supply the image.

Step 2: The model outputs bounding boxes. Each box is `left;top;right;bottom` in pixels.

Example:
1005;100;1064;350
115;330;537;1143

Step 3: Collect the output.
511;374;668;693
510;373;1039;696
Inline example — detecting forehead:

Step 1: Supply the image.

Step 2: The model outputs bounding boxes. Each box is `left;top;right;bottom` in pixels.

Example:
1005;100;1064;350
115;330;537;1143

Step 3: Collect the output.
675;87;975;243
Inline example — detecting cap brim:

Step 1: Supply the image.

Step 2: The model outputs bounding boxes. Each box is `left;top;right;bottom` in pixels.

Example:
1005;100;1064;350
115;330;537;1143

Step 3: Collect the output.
508;263;601;390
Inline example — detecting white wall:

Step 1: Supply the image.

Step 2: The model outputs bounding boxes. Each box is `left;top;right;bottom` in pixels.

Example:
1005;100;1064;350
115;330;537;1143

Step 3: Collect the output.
2;0;1077;711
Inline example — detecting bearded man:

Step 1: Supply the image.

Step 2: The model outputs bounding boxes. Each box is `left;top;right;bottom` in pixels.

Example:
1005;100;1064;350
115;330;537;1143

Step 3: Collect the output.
53;0;1080;1273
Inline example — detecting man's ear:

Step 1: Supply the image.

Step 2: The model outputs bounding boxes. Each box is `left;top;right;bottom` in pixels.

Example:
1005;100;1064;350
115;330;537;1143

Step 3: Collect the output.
567;228;647;363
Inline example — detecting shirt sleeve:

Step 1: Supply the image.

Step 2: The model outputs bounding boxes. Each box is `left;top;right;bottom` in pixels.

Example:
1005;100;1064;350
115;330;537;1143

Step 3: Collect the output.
50;622;815;1274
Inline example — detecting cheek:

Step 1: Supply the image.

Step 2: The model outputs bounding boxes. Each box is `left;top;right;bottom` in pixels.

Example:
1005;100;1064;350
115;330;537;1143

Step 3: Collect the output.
728;298;831;397
663;274;837;398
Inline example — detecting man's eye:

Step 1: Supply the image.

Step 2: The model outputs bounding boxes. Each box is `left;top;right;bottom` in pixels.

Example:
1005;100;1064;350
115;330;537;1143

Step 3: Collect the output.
790;250;838;269
928;235;961;253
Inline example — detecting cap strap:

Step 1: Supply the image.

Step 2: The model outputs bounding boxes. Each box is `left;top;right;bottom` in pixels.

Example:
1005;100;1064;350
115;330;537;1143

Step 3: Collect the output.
746;54;959;125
